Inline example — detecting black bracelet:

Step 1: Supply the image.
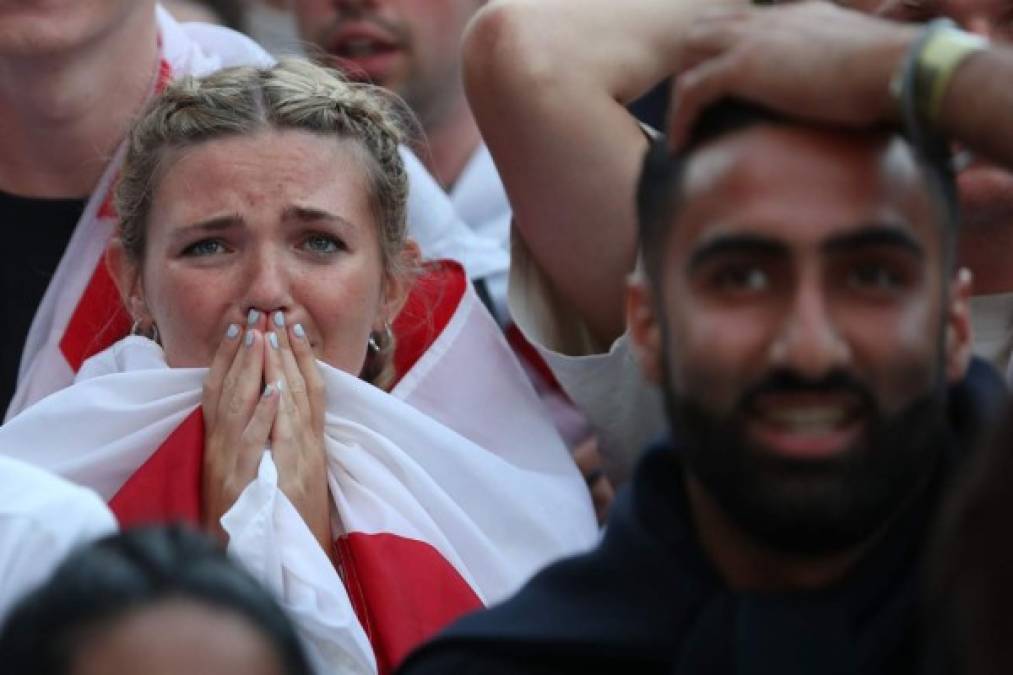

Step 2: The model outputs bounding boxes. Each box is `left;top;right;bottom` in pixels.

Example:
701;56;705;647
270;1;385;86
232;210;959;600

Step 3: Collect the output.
897;20;950;157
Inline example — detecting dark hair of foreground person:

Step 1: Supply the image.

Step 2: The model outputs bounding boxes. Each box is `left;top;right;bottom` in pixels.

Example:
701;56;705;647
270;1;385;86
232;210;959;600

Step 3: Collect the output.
0;525;312;675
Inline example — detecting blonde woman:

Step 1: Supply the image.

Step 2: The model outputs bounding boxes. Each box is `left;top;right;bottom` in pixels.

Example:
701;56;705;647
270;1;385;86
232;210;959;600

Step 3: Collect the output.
0;60;596;674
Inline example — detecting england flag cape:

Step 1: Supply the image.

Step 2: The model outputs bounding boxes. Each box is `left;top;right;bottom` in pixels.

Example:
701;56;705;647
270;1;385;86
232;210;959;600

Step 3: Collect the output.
7;4;508;421
0;260;598;674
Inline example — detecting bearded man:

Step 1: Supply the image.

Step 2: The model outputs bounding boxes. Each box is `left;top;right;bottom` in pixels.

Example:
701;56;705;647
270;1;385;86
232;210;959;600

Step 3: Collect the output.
398;95;1006;673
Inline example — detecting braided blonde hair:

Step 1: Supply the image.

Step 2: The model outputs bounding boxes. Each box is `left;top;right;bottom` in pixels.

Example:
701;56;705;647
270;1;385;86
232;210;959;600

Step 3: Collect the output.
116;58;413;387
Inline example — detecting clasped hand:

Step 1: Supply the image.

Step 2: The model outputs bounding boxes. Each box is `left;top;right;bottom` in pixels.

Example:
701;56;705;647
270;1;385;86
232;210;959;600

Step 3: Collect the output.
201;310;333;559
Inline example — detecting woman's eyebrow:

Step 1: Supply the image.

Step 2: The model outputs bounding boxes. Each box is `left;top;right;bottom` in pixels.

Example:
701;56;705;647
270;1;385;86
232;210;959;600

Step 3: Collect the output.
171;214;242;239
282;205;356;229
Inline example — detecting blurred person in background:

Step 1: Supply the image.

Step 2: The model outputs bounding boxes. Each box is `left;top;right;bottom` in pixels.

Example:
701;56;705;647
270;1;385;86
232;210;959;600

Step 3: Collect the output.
241;0;307;56
162;0;246;29
0;1;271;422
0;525;313;675
294;0;485;192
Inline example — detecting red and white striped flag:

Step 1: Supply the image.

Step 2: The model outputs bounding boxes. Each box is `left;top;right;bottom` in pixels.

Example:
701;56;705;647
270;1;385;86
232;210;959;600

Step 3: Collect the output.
0;262;598;674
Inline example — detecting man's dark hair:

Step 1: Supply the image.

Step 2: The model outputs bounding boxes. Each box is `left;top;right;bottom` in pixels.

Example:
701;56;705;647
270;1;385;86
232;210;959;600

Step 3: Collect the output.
635;99;960;282
0;525;313;675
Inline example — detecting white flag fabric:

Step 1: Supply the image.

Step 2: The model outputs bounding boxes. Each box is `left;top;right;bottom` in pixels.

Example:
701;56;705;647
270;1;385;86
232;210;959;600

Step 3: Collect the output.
0;455;117;623
0;270;598;674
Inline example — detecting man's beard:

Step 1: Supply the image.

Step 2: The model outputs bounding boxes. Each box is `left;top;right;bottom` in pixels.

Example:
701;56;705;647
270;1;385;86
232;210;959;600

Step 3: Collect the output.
666;369;949;557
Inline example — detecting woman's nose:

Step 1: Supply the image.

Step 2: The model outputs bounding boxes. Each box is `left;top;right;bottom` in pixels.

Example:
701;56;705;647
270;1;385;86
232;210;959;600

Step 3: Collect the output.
242;248;292;318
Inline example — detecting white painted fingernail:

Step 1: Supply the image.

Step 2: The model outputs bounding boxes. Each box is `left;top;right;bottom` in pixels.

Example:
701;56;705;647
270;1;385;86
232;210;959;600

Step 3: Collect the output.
247;309;260;326
273;311;285;328
276;378;285;392
262;383;275;399
226;323;240;339
244;330;255;347
293;323;305;339
268;332;279;349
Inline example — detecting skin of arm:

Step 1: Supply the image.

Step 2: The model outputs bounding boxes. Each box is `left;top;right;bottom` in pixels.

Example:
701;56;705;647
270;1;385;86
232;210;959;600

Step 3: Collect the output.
937;48;1013;168
668;1;1013;295
462;0;745;346
670;1;1013;170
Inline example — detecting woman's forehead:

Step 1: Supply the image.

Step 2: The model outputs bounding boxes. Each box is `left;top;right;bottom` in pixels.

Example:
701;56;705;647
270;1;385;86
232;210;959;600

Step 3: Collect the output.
151;130;374;227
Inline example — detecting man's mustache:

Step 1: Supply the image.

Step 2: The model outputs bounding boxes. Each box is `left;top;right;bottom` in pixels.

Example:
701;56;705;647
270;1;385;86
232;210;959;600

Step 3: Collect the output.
737;369;877;415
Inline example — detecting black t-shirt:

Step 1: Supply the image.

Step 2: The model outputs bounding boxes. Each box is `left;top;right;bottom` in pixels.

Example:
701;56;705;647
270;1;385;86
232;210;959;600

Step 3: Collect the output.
400;360;1007;675
0;191;84;415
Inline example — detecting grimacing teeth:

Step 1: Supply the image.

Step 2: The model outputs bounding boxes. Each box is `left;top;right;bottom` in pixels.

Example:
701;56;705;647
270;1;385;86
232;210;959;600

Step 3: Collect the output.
762;406;849;432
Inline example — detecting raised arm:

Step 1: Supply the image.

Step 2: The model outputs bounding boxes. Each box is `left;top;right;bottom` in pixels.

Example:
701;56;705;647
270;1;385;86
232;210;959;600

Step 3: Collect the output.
937;48;1013;167
670;1;1013;168
463;0;743;346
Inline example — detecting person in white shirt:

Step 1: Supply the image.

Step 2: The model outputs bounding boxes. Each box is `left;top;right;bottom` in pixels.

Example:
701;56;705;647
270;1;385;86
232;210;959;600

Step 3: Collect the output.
0;455;115;621
0;1;273;421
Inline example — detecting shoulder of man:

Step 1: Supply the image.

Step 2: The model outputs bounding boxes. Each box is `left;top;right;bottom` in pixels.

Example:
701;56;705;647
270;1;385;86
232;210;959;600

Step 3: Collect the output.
401;444;712;673
950;356;1008;453
397;645;558;675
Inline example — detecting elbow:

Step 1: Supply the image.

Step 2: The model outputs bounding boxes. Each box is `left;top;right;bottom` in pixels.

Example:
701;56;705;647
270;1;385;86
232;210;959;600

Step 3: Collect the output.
463;0;562;109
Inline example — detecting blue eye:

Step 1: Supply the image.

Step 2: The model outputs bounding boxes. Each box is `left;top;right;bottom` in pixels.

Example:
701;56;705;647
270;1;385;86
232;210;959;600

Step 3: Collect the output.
302;234;341;254
183;239;226;257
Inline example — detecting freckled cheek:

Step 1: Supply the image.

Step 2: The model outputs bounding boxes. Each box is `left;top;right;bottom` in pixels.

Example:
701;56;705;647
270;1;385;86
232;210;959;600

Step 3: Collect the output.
304;272;385;374
146;270;234;367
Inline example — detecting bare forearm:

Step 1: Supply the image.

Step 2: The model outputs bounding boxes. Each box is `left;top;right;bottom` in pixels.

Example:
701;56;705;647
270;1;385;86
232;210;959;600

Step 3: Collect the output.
475;0;742;105
465;0;738;344
939;47;1013;168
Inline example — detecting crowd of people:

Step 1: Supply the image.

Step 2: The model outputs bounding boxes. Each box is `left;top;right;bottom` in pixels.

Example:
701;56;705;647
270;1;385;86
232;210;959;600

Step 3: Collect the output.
1;0;1013;673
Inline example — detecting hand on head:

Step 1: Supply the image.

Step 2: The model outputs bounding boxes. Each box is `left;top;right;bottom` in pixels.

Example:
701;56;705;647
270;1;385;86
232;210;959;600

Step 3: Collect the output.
668;2;917;148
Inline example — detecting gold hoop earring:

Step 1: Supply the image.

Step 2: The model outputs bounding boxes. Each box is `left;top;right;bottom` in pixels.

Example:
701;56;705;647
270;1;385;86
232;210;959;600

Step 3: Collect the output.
130;318;160;345
368;321;393;353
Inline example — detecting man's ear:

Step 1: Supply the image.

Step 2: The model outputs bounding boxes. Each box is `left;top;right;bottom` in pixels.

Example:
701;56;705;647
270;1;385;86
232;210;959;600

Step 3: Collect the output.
105;238;148;324
945;267;974;384
376;239;422;330
626;275;664;385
